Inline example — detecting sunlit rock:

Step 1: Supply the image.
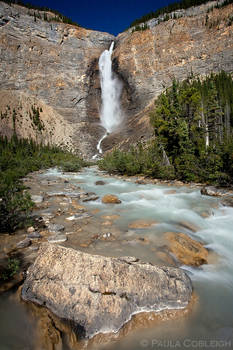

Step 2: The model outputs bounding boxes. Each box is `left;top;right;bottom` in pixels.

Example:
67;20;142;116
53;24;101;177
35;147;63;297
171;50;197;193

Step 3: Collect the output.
22;243;192;339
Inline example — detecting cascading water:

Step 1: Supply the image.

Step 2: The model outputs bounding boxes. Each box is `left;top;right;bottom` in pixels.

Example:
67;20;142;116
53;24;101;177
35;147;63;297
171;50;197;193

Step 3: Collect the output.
93;42;122;158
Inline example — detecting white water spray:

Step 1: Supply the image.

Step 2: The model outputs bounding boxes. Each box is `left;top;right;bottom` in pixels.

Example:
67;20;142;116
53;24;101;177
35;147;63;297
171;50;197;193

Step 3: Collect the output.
93;42;122;158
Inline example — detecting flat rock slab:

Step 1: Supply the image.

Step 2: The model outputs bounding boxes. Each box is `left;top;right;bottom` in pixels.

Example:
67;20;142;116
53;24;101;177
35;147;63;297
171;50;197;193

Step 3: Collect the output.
47;235;67;243
65;213;91;221
201;186;233;197
31;195;44;204
128;219;158;229
47;224;65;233
16;238;31;249
46;192;81;198
22;243;192;339
82;195;99;202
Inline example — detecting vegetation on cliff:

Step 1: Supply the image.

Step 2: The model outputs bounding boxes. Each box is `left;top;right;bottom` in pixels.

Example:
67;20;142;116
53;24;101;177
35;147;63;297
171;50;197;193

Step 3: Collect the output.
0;135;86;233
130;0;233;28
99;72;233;185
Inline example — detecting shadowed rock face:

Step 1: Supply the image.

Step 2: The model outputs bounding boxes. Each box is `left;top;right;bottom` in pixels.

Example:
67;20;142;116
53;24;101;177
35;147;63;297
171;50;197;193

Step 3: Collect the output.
21;243;192;339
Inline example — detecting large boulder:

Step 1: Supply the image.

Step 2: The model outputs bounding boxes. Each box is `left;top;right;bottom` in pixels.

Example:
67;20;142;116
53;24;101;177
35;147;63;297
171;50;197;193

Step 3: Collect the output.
21;243;192;339
165;232;208;266
201;186;231;197
102;194;121;204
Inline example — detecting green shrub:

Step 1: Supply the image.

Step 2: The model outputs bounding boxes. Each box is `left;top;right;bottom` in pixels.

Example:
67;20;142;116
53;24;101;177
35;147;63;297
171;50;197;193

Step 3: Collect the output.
0;135;86;233
0;258;20;281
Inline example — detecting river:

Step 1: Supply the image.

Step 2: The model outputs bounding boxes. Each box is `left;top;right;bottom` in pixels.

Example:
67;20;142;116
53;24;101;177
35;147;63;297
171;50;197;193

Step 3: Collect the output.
1;166;233;349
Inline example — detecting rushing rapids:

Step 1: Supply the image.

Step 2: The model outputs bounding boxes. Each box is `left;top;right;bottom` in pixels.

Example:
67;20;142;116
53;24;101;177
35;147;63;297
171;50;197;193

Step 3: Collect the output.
1;167;233;349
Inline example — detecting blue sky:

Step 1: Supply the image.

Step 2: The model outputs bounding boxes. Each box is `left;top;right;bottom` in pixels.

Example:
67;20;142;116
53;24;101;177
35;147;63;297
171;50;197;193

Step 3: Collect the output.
28;0;177;35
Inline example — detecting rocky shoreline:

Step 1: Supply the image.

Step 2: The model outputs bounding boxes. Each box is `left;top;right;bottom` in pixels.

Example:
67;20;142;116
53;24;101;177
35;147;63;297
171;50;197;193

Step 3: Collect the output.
0;166;229;348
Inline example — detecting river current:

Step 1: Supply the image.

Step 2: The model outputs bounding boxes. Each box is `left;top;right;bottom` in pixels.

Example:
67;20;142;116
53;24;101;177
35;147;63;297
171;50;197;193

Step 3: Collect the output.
1;166;233;349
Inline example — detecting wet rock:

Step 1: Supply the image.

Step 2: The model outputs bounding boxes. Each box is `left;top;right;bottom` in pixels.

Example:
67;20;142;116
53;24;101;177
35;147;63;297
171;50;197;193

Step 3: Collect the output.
47;224;65;233
0;272;24;294
31;195;44;204
165;232;208;267
201;186;232;197
82;195;99;202
16;238;31;249
47;192;81;199
22;243;192;339
95;181;106;186
156;250;178;267
91;209;101;214
137;237;150;245
101;215;120;221
128;220;158;229
102;194;121;204
79;242;92;248
221;197;233;207
27;226;35;233
71;200;85;211
41;212;55;220
47;235;67;243
164;190;177;195
135;179;146;185
66;213;91;221
101;221;113;227
179;221;200;232
27;232;42;239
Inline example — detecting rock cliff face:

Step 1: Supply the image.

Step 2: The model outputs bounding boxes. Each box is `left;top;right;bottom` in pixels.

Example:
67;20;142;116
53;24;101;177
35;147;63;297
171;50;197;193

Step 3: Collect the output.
110;2;233;150
0;1;232;157
0;1;114;157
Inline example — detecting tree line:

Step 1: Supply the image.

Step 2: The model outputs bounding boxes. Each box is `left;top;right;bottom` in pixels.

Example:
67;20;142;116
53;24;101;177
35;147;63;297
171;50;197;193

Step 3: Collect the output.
129;0;233;28
99;72;233;185
1;0;80;27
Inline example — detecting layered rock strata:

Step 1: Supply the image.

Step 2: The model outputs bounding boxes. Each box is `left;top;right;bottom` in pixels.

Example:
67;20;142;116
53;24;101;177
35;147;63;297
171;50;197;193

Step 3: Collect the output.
0;1;114;157
0;1;233;156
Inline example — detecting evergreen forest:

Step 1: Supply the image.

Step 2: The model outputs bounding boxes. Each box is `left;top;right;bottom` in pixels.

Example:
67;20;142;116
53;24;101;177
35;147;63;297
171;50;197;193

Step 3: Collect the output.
99;72;233;185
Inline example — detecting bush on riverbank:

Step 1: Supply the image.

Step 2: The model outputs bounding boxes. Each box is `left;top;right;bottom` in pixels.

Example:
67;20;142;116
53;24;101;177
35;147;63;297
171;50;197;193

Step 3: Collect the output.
99;72;233;185
98;141;175;179
0;135;87;233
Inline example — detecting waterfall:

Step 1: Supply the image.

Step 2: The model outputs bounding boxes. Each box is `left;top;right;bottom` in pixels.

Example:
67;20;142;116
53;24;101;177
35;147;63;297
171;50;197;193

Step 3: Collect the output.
93;42;122;158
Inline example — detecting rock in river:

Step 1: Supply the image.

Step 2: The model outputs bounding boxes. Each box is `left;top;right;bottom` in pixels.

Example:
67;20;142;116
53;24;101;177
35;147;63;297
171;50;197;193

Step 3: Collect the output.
22;243;192;339
95;181;106;186
165;232;208;267
102;194;121;204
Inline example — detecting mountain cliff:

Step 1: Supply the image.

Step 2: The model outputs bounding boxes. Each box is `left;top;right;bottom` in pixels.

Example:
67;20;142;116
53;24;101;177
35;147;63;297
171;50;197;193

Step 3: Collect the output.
0;1;114;157
0;1;232;157
108;1;233;151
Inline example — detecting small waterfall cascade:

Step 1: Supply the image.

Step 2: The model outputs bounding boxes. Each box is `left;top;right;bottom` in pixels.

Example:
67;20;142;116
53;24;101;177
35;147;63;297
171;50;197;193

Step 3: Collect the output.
93;42;122;159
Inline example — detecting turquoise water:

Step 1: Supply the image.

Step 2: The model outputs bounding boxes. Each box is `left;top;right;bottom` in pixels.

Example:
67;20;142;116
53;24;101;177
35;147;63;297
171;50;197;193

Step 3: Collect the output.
1;166;233;350
53;167;233;350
